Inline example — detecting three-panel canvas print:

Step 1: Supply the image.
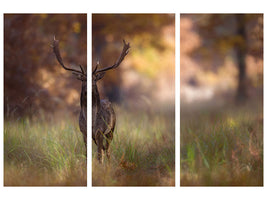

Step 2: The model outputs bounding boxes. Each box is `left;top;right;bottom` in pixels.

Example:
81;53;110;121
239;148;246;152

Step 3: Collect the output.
3;13;263;187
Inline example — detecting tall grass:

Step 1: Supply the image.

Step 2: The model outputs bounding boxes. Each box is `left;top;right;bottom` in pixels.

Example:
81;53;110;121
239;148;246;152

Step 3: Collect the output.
92;105;175;186
181;100;263;186
4;117;87;186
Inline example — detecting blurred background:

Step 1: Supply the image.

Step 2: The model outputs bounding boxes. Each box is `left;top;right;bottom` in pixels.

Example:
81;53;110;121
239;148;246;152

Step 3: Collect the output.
180;14;263;186
181;14;263;106
92;14;175;112
4;14;87;120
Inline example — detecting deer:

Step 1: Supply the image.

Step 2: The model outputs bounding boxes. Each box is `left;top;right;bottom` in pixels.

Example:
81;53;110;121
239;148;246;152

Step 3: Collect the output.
52;37;87;154
92;40;130;164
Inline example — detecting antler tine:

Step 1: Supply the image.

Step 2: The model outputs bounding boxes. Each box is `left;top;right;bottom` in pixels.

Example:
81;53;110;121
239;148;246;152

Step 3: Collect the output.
79;65;86;75
52;36;84;75
95;40;130;73
92;61;99;74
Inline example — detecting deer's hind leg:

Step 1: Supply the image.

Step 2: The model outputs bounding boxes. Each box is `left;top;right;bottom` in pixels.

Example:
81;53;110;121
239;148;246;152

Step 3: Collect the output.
96;132;104;164
105;137;111;161
82;131;87;156
105;129;114;161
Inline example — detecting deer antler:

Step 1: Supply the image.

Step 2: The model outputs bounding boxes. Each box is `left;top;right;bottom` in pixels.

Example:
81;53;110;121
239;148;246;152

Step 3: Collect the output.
52;36;86;78
92;61;99;74
94;40;130;74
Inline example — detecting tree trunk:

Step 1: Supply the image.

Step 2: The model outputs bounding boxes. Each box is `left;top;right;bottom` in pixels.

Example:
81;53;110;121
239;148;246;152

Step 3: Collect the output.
235;14;248;102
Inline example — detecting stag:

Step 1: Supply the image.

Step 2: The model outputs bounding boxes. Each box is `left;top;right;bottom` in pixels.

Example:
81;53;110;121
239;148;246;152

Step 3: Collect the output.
52;37;87;153
93;40;130;163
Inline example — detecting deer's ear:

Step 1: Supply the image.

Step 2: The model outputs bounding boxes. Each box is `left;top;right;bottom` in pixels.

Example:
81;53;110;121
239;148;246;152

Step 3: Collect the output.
95;72;105;81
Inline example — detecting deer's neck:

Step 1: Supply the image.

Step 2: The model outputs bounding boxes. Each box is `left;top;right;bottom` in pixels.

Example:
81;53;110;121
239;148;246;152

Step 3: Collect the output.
80;81;87;106
80;81;87;120
92;83;101;113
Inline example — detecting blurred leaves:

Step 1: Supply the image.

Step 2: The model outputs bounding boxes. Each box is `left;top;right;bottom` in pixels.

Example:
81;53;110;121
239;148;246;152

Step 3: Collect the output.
4;14;87;118
180;14;263;104
72;22;81;34
93;14;175;74
92;14;175;105
189;14;263;66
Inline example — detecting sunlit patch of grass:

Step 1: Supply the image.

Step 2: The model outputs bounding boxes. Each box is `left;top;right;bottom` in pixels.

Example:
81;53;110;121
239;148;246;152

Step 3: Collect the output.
226;117;238;128
181;100;263;186
4;117;87;186
92;105;175;186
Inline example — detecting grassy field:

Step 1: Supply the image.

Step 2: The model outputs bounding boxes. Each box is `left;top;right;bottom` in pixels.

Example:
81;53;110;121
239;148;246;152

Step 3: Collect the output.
181;99;263;186
92;105;175;186
4;105;175;186
4;116;87;186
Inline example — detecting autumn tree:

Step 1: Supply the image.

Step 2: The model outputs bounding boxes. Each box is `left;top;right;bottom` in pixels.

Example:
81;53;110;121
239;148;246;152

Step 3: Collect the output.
185;14;263;102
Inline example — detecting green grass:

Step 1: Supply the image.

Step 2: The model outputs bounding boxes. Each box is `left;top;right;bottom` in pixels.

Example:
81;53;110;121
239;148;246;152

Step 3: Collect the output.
4;117;87;186
92;105;175;186
181;100;263;186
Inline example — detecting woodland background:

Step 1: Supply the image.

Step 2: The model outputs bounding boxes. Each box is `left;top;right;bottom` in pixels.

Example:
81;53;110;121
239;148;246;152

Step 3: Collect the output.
4;14;87;119
180;14;263;186
4;14;175;119
181;14;263;105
